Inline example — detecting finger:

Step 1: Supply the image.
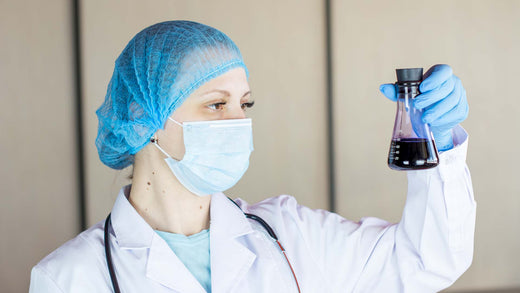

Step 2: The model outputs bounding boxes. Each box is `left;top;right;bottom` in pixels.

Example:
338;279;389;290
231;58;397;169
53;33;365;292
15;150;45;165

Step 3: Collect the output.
420;64;453;92
422;78;462;123
379;83;397;102
414;76;456;109
429;92;469;128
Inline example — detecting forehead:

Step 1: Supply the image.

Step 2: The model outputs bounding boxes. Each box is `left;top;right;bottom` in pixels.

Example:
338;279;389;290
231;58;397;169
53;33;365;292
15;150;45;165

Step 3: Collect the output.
194;67;250;95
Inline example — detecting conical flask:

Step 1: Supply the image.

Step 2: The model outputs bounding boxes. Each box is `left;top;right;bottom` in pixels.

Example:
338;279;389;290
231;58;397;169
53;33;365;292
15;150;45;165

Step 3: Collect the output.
388;68;439;170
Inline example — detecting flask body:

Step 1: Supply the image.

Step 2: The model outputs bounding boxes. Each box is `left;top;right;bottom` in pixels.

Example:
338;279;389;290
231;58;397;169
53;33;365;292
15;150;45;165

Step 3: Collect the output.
388;82;439;170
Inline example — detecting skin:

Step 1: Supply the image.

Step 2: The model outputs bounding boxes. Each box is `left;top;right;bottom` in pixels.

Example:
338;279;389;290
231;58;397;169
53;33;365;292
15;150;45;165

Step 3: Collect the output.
128;67;253;236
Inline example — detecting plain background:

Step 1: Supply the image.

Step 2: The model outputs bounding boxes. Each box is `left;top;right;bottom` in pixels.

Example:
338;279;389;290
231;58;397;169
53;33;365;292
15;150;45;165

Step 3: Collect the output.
1;0;519;292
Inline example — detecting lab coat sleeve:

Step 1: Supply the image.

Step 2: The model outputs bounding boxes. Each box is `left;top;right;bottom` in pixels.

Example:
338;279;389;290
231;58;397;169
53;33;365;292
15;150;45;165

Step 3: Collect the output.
254;126;476;293
352;125;476;292
29;265;66;293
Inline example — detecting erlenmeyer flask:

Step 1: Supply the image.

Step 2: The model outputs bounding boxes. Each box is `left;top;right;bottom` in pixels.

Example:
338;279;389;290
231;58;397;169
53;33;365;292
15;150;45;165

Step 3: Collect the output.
388;68;439;170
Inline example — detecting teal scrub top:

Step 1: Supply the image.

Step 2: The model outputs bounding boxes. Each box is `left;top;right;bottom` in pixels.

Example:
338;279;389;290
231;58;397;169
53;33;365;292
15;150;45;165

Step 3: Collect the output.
155;229;211;293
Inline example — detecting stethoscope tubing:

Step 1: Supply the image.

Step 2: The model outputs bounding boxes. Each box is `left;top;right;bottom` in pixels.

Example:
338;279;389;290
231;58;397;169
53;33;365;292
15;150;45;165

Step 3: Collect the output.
104;214;121;293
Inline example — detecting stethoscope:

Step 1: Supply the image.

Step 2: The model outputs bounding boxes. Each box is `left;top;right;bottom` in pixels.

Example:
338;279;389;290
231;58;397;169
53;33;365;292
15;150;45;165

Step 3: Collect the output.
104;197;301;293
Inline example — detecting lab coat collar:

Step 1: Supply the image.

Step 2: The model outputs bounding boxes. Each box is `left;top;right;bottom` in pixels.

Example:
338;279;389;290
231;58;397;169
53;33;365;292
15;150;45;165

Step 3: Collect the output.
111;185;207;292
110;185;257;292
110;186;255;247
110;185;154;249
209;191;255;238
210;192;257;293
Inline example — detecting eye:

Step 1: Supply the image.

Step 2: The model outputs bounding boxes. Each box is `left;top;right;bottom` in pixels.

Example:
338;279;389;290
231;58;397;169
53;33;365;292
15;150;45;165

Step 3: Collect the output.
241;101;255;110
207;102;226;111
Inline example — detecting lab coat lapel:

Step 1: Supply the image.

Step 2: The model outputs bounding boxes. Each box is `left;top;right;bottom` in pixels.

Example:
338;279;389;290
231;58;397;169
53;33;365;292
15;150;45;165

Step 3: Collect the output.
210;193;256;293
112;185;206;293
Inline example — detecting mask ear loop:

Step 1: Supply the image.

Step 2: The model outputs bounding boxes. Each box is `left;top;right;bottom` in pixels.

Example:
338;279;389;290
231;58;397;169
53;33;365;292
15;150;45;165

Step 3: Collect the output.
168;117;183;127
150;117;183;159
150;135;171;158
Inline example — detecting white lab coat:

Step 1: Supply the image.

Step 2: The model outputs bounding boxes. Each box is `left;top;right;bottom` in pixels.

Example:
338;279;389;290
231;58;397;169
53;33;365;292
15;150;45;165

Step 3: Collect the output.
29;126;476;293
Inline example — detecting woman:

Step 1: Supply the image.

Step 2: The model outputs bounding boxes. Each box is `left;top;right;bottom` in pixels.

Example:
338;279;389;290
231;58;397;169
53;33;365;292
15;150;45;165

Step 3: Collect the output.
29;20;476;293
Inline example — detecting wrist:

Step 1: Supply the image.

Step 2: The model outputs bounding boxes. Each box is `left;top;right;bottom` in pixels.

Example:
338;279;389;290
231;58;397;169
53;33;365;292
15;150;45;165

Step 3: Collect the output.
434;130;454;152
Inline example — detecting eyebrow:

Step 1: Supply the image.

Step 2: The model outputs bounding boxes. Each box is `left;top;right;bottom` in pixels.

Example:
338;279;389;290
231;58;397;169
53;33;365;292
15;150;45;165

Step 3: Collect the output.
199;89;251;98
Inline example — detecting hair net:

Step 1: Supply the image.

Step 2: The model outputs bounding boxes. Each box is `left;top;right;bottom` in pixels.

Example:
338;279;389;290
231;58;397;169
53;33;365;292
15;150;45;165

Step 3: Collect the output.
95;20;249;169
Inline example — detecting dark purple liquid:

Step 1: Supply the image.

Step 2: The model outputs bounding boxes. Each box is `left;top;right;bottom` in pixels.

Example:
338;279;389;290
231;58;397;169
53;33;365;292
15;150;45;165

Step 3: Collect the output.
388;138;439;170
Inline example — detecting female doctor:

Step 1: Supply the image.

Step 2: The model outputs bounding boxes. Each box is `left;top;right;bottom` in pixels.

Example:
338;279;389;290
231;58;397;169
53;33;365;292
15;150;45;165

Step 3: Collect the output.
29;20;476;293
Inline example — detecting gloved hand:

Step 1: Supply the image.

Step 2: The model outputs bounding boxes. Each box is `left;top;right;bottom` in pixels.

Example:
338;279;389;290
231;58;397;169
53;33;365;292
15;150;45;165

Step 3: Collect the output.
379;64;469;151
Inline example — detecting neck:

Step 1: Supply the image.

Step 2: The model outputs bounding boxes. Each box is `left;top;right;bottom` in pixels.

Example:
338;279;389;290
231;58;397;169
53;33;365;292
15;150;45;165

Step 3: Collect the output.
128;145;211;236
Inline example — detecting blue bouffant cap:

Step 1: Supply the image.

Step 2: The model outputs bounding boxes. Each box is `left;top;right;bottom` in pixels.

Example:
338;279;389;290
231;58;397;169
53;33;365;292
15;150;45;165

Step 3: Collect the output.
95;20;249;169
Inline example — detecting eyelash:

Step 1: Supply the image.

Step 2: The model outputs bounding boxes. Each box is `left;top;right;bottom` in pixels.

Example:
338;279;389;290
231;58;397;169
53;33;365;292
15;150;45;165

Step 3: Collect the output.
208;101;255;111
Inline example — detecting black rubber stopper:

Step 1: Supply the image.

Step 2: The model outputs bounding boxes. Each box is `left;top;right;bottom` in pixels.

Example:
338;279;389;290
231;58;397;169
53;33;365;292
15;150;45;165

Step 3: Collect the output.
396;68;423;83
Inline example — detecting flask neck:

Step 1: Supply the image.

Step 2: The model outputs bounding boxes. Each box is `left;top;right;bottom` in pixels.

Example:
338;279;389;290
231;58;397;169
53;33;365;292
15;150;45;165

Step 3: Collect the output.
396;83;420;97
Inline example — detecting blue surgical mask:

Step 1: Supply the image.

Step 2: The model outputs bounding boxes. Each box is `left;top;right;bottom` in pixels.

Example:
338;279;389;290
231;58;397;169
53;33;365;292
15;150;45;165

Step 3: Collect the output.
153;117;254;196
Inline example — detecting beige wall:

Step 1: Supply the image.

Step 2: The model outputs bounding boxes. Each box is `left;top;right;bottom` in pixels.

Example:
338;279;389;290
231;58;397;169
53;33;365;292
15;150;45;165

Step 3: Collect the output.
332;1;520;291
0;1;78;292
1;0;519;292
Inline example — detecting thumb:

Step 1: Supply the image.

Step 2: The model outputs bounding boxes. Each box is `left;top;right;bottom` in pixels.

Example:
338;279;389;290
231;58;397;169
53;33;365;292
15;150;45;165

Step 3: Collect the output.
379;83;397;102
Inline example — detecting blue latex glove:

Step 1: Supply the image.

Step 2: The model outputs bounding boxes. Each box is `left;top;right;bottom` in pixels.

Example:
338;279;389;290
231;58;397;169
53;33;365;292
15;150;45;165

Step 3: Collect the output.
379;64;468;151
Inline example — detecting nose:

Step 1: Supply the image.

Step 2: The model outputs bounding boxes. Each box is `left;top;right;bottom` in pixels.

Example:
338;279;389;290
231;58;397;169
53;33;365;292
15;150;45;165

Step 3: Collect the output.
225;102;246;119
